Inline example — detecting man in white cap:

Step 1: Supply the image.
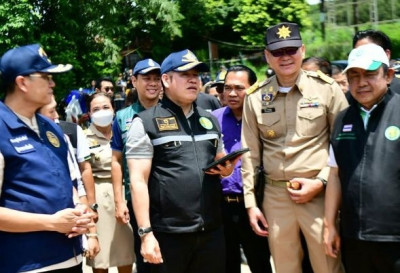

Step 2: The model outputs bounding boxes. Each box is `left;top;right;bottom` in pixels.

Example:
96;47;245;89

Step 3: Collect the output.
125;49;237;273
0;44;94;272
325;43;400;272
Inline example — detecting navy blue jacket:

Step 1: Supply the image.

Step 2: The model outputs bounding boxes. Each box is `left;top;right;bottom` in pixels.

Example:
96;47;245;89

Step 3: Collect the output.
0;102;81;272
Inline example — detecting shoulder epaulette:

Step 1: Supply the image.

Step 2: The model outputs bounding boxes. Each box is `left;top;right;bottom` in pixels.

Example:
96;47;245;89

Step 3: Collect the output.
246;79;271;95
304;70;334;84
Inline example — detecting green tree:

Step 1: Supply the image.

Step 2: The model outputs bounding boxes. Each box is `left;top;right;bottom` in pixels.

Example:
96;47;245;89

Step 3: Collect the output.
233;0;311;45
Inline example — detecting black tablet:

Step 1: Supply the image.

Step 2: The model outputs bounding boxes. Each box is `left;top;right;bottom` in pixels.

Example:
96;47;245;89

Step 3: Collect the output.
203;148;250;172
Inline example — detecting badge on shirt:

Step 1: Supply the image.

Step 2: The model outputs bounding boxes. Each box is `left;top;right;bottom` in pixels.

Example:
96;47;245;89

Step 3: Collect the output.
299;97;320;108
342;124;353;132
46;131;60;148
199;117;213;130
261;86;278;113
385;126;400;141
266;130;276;139
155;117;179;131
10;135;36;153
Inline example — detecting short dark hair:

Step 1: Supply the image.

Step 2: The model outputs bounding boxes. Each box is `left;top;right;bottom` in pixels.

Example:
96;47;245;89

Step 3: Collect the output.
352;30;392;51
87;92;113;111
95;76;113;90
302;57;332;76
331;64;344;76
225;65;257;86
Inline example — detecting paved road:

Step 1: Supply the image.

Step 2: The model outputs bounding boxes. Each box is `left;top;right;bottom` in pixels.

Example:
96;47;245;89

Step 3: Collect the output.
83;259;252;273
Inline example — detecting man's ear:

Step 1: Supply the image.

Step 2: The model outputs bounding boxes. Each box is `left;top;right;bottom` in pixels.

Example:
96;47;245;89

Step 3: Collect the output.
386;68;395;85
15;76;29;93
161;73;170;89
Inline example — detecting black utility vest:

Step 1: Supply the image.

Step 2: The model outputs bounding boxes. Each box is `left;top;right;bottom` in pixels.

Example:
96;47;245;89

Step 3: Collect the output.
138;96;223;233
331;90;400;241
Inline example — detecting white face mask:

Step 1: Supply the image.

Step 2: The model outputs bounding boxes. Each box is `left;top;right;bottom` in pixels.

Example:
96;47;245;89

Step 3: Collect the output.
91;109;114;127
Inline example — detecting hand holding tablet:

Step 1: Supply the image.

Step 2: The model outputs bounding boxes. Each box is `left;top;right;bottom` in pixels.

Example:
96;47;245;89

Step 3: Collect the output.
203;148;250;174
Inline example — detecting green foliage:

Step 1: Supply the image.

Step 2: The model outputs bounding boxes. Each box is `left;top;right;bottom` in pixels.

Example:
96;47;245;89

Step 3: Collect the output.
233;0;311;45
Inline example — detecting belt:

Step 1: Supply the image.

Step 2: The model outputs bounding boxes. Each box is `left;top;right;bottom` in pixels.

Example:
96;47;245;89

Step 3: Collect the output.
264;174;288;188
223;195;244;203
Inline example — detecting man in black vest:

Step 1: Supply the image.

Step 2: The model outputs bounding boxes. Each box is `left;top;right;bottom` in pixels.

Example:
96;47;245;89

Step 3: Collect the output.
125;49;237;273
325;44;400;272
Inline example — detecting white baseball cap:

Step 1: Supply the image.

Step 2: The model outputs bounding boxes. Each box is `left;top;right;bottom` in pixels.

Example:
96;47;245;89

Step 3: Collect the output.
343;43;389;73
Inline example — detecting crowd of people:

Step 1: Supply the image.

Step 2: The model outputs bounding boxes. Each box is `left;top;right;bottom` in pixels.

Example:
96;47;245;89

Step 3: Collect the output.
0;21;399;273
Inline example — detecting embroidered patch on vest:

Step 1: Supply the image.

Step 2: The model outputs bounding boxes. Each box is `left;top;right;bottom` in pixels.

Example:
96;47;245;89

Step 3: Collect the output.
46;131;60;147
155;117;179;131
199;117;213;130
385;126;400;141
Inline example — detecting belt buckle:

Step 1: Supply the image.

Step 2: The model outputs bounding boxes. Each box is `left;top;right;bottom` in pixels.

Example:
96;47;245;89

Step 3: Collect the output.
226;196;239;203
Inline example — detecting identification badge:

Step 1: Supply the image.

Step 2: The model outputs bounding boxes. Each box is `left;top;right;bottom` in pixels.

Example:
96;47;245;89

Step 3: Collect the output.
155;117;179;131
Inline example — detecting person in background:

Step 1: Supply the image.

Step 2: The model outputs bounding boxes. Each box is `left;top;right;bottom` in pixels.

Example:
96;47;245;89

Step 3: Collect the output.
126;49;236;273
196;76;221;112
111;58;162;273
211;70;227;106
302;56;332;76
0;43;94;273
96;76;115;97
85;93;135;273
331;65;349;94
241;22;348;273
212;65;273;273
325;43;400;273
352;29;400;94
38;95;101;261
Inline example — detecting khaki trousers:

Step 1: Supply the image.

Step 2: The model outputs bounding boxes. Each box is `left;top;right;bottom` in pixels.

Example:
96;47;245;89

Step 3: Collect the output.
263;185;343;273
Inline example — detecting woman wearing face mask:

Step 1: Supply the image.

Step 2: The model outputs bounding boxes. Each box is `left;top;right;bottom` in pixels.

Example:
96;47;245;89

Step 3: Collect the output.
85;93;135;273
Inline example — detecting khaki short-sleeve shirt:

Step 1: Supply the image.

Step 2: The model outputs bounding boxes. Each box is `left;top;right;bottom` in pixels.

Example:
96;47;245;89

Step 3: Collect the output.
241;70;349;208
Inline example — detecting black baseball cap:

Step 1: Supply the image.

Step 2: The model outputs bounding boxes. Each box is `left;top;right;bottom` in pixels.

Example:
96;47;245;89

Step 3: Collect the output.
265;22;302;51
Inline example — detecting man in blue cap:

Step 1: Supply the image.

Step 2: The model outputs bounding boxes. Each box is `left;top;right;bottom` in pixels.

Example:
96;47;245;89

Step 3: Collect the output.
0;44;94;272
125;49;237;273
111;58;162;273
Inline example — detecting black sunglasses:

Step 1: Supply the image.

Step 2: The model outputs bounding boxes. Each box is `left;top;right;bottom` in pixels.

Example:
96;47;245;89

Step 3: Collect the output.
104;87;114;92
270;47;299;58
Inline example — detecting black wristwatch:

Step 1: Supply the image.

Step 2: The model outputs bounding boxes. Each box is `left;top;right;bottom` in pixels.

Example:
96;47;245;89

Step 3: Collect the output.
138;227;153;237
89;203;99;212
316;177;327;189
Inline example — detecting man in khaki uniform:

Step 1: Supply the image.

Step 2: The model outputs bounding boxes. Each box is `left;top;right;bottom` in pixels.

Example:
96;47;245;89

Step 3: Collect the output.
241;22;348;273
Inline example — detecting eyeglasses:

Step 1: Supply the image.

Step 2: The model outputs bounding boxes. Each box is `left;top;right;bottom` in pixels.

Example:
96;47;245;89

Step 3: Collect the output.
104;87;114;92
28;73;53;82
269;47;299;58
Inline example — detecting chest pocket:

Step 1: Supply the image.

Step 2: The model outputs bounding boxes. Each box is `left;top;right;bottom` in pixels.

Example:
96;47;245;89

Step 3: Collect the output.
297;107;326;137
257;112;283;139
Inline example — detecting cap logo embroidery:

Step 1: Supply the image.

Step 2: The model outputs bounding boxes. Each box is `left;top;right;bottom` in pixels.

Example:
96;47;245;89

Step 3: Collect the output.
277;25;291;39
38;47;51;63
182;51;197;62
148;59;155;67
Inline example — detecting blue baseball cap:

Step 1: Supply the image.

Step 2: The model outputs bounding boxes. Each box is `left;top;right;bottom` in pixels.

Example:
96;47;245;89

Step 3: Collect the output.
0;44;72;84
161;49;209;74
133;58;161;76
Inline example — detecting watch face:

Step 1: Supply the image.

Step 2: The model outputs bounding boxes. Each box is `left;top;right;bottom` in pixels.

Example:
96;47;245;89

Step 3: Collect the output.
91;203;98;210
138;227;152;237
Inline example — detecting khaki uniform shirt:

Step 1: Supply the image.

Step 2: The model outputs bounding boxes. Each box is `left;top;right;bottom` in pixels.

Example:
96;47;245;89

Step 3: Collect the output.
241;70;349;208
84;124;112;181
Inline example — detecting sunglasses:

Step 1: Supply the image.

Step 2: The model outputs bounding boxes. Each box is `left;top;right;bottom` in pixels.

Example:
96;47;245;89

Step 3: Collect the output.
104;87;114;92
270;47;299;58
